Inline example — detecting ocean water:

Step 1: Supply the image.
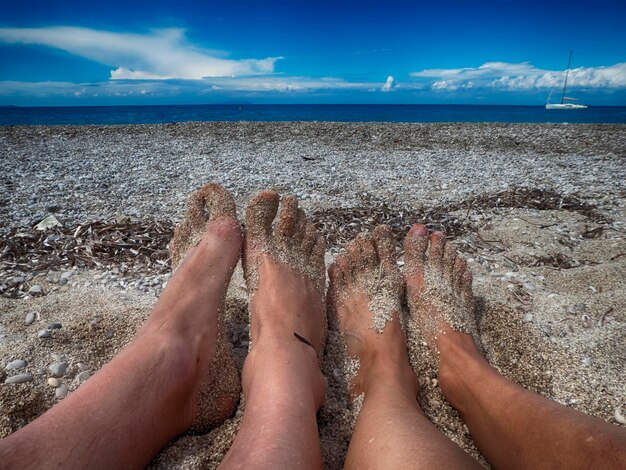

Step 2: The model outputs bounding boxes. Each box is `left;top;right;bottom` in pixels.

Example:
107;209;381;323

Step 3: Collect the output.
1;104;625;126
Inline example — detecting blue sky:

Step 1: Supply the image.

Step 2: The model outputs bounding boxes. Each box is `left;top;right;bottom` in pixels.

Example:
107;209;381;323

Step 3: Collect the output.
1;0;625;106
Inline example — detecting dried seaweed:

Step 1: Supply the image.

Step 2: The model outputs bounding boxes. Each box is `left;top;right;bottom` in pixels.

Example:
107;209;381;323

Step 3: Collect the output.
1;219;173;297
312;187;612;248
0;187;612;298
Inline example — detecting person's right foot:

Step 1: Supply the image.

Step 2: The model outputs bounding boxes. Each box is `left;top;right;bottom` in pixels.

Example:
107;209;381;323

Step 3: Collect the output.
403;224;483;403
328;226;417;398
242;190;327;406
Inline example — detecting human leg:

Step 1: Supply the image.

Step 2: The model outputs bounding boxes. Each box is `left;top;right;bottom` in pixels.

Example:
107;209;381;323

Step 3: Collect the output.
0;183;242;469
219;191;327;470
404;223;626;470
331;226;480;470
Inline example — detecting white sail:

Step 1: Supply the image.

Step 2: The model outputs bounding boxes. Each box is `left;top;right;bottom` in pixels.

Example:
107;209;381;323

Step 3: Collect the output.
546;51;588;110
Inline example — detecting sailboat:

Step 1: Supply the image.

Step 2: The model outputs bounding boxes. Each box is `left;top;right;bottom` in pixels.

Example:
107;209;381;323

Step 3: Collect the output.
546;51;588;109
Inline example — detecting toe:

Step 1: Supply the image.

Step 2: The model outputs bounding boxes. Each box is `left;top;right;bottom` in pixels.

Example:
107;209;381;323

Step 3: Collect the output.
293;208;307;243
373;225;397;271
311;236;327;280
403;224;429;274
428;231;446;274
245;189;279;251
275;194;299;242
347;233;378;275
442;242;457;283
327;260;345;301
459;263;474;300
201;182;237;221
302;221;319;254
170;182;238;269
453;256;467;292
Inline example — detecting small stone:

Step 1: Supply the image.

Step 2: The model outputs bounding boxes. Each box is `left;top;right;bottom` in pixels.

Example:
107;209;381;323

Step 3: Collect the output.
51;353;63;362
34;215;62;230
47;323;62;330
332;368;342;381
49;361;68;377
75;371;90;381
582;357;593;367
25;312;36;325
38;330;51;338
104;330;114;339
5;359;27;370
76;362;88;371
60;271;73;281
28;285;43;295
524;314;534;322
47;377;60;387
4;373;33;384
55;384;68;399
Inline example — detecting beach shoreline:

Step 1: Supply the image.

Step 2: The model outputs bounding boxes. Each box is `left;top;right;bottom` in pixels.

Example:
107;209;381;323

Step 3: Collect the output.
1;122;625;468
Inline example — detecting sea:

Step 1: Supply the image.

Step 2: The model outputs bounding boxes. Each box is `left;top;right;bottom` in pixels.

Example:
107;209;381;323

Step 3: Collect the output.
1;104;625;126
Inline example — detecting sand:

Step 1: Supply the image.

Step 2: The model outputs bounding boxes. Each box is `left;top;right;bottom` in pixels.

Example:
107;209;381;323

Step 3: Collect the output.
1;122;625;468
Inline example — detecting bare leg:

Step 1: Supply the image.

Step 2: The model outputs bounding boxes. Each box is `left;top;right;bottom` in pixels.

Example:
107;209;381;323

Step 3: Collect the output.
404;224;626;470
330;226;480;470
0;183;242;469
220;191;327;470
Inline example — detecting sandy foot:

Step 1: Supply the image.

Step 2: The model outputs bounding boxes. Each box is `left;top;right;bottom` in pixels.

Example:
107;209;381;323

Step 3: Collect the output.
328;226;415;397
403;224;480;359
243;190;327;355
168;182;242;433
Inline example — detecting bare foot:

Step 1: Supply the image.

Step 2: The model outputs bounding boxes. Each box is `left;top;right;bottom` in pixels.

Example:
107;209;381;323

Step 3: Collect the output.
220;191;327;469
242;190;327;404
328;226;416;397
160;182;242;432
403;224;482;400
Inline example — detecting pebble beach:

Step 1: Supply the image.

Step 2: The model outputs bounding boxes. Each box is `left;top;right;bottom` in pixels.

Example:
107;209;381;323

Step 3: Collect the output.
1;122;625;468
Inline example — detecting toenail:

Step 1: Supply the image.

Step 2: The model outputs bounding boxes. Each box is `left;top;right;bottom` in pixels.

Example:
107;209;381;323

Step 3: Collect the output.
410;225;429;238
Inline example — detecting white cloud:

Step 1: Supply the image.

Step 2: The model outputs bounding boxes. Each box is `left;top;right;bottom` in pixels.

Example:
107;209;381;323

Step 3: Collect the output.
0;75;387;100
381;75;395;92
0;26;281;79
410;61;626;91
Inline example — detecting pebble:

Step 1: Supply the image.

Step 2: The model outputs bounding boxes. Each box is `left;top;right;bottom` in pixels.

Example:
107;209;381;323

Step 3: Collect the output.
38;329;51;338
5;359;27;370
49;361;68;377
28;285;43;294
55;384;68;399
582;357;593;367
4;373;33;384
47;322;62;330
25;311;36;325
75;371;90;381
47;377;60;387
524;314;534;322
76;362;88;371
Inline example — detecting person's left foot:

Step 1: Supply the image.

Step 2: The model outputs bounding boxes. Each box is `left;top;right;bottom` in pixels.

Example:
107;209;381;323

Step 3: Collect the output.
328;226;417;398
146;182;242;432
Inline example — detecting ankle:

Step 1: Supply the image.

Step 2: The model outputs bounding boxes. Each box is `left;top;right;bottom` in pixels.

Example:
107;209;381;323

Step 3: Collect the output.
359;352;418;399
243;338;326;409
437;331;488;412
130;332;202;429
